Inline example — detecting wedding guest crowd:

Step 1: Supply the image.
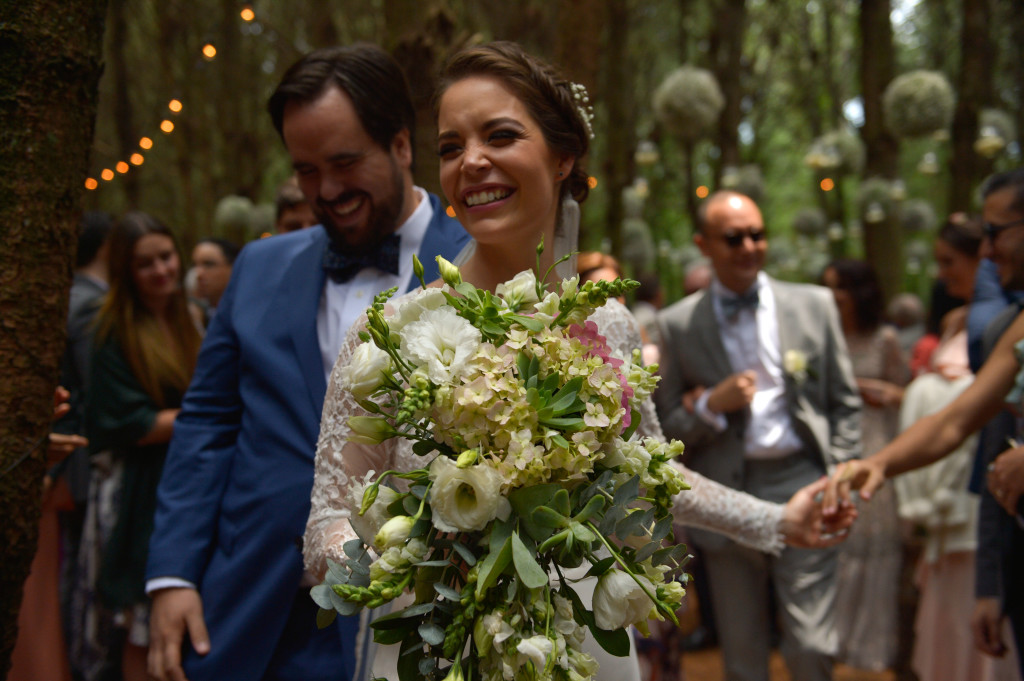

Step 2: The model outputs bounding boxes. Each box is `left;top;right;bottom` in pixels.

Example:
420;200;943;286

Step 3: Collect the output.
18;35;1024;681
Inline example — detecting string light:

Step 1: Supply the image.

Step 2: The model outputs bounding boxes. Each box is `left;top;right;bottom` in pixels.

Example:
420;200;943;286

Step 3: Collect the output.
695;185;709;199
202;43;217;60
445;205;456;218
139;137;153;150
101;169;114;181
820;177;835;192
85;178;98;190
116;161;129;174
130;153;145;165
587;176;598;189
160;120;175;133
168;99;183;113
240;5;255;21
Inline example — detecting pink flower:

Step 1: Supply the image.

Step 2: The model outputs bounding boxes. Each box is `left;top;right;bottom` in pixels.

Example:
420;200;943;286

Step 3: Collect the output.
567;322;634;429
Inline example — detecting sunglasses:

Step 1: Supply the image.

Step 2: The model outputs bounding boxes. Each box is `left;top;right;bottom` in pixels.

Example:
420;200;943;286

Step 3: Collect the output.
720;228;766;248
984;218;1024;241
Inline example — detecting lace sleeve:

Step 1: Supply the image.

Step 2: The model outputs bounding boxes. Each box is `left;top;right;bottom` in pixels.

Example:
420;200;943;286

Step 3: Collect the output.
305;313;398;581
593;301;786;555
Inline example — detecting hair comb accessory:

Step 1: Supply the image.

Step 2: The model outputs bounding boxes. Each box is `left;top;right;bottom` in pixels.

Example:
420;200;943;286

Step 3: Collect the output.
569;82;595;140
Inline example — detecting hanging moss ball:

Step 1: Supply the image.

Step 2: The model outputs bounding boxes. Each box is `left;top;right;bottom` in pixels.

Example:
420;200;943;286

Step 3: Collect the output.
653;65;725;141
857;177;899;223
213;195;255;236
793;207;828;237
622;217;656;270
975;108;1017;158
804;130;865;176
882;70;955;139
721;165;764;203
899;199;937;234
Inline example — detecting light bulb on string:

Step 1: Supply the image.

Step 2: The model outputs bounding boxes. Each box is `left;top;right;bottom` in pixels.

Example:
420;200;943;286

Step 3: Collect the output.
116;161;129;174
168;99;183;113
130;153;144;166
240;5;255;21
139;137;153;150
160;120;175;134
101;169;114;181
202;44;217;60
85;178;98;190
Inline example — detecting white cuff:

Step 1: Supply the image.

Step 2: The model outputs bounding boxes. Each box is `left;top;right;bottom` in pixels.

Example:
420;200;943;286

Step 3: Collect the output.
695;390;728;432
145;577;196;596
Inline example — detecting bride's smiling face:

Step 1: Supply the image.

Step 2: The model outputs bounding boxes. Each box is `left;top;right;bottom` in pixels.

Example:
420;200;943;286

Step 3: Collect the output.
438;76;571;248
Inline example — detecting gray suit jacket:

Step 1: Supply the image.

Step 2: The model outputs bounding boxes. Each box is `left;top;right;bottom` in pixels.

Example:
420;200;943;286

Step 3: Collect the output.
654;277;862;548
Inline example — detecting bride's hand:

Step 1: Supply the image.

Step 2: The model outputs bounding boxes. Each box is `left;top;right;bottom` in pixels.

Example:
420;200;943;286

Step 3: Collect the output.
780;477;857;548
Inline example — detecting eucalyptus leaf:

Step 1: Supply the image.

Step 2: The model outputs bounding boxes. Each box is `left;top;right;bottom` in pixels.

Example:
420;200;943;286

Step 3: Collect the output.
418;622;446;646
511;532;549;589
418;657;437;677
635;539;660;562
613;476;641;506
412;439;439;456
583;556;616;578
434;583;462;602
309;584;336;610
343;539;365;560
476;535;512;599
615;509;645;539
451;541;477;566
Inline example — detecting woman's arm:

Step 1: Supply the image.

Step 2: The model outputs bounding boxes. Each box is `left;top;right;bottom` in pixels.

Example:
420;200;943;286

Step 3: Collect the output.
824;308;1024;513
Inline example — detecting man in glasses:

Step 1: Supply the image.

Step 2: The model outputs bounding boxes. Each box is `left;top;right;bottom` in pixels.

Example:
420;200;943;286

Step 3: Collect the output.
654;190;861;681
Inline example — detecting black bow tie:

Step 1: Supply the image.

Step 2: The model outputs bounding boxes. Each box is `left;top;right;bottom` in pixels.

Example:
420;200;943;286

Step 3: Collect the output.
322;233;401;284
720;289;759;320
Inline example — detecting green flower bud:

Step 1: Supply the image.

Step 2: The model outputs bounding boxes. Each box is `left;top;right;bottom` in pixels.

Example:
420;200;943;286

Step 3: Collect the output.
436;256;463;286
347;416;397;445
456;449;479;468
374;515;415;550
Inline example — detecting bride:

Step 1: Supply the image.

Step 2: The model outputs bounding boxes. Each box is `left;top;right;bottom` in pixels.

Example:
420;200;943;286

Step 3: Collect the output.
305;41;853;680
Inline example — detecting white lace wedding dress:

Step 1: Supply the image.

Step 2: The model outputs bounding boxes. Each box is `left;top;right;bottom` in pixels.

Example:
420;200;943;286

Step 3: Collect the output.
306;296;786;680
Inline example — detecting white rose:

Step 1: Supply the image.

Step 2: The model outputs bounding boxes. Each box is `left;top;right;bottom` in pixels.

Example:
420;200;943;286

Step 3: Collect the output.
516;635;553;671
373;515;415;550
592;569;655;630
495;270;540;309
400;307;482;384
347;476;399;546
340;342;392;400
428;456;511;532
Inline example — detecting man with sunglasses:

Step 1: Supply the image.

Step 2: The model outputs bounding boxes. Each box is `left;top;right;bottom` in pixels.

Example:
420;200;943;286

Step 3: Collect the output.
654;190;861;681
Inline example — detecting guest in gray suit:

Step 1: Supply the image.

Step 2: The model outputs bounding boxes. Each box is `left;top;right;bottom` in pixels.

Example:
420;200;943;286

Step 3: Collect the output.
654;190;862;681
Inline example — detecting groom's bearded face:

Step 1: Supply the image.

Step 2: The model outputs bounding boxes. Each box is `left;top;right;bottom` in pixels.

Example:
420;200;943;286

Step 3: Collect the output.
283;85;408;255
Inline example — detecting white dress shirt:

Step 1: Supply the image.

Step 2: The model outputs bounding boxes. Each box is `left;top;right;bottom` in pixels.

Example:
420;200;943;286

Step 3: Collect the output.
318;186;432;382
695;272;804;460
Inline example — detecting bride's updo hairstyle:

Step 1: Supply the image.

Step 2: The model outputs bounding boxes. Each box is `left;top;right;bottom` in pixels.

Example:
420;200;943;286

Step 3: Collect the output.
436;41;591;205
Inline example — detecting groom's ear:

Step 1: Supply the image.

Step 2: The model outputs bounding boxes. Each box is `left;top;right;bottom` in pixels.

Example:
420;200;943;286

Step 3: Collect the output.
390;128;413;169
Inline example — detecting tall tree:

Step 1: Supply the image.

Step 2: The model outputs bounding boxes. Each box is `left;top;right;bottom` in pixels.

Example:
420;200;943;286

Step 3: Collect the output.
600;0;633;259
0;0;107;672
859;0;902;301
948;0;993;211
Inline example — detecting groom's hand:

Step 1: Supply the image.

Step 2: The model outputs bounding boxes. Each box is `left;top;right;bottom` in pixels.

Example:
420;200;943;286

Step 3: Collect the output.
149;587;211;681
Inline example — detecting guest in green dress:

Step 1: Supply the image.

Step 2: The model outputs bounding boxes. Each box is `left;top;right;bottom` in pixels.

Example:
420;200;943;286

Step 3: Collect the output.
85;211;202;681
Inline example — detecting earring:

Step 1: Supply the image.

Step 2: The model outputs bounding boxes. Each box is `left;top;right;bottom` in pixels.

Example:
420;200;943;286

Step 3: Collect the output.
558;171;564;177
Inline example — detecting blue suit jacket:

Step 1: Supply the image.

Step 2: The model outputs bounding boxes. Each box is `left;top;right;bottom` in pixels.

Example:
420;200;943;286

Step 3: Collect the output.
146;194;469;680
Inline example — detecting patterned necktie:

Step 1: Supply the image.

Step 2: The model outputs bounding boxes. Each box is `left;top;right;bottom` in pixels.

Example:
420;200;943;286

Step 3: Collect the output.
322;233;401;284
720;289;759;320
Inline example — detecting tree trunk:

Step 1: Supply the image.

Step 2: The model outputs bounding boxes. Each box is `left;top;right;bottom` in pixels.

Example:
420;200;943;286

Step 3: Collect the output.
0;0;107;672
601;0;632;261
948;0;993;212
858;0;902;302
109;0;140;206
712;0;746;176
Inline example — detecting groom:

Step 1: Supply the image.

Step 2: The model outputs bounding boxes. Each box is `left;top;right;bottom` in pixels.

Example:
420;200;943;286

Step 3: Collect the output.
145;45;469;681
654;190;861;681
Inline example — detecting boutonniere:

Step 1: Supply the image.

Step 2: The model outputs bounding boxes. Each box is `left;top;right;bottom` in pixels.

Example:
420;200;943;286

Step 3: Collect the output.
783;349;808;384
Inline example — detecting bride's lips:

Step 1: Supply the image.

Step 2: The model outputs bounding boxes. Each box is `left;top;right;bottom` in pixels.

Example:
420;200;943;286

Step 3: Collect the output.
461;185;515;210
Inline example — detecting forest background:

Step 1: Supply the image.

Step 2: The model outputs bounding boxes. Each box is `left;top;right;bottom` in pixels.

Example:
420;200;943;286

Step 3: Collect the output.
1;0;1022;672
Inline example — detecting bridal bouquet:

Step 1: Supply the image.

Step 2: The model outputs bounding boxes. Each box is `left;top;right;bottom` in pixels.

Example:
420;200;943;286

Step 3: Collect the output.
313;249;691;681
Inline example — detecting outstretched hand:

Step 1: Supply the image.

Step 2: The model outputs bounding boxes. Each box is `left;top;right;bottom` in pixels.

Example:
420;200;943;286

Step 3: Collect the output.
821;459;885;517
780;476;858;548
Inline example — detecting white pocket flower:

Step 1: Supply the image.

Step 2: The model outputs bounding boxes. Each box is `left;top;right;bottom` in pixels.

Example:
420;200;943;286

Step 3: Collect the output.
783;349;808;382
592;569;655;630
373;515;415;550
340;342;392;400
428;456;511;532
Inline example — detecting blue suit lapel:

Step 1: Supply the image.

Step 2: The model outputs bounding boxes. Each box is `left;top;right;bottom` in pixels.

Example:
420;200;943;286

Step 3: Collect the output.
280;230;330;418
410;193;469;290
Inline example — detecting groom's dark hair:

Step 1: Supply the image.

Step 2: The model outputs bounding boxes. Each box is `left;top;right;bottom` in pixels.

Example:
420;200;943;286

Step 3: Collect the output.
268;43;416;156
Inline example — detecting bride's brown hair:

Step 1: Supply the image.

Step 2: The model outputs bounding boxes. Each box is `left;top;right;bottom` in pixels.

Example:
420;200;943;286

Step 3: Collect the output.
435;41;591;204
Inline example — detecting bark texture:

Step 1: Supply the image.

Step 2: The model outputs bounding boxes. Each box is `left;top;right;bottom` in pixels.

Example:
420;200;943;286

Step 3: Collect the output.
0;0;107;672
